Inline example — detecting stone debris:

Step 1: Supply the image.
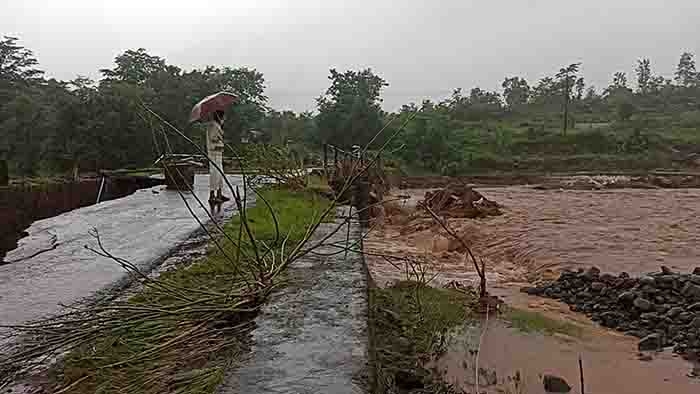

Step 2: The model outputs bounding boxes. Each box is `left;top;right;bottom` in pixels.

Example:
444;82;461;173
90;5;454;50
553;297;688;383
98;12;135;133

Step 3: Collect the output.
420;185;502;218
543;374;571;393
522;266;700;360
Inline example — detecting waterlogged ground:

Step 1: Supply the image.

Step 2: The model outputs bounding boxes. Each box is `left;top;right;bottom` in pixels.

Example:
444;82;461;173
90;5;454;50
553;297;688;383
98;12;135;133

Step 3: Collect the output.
366;185;700;392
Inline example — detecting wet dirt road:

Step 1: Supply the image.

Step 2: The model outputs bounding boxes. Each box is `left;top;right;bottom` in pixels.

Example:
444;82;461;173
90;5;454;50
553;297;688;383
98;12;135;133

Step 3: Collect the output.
0;175;241;328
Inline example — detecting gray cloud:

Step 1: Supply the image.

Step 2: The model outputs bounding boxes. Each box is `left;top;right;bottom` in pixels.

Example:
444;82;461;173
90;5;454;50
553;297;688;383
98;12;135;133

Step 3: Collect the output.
3;0;699;111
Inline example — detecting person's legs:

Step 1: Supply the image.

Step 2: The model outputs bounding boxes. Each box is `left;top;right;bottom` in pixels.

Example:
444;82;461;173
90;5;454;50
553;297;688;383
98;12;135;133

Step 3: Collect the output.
213;150;230;201
209;151;222;202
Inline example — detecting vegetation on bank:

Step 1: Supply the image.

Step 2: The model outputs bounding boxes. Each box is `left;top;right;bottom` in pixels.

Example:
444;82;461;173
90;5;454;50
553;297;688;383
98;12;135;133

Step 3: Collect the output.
4;35;700;180
29;187;332;394
504;308;582;338
369;281;472;393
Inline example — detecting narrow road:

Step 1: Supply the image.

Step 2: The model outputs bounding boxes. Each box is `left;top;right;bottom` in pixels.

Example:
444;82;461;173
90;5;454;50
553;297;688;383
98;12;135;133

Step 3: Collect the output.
217;207;368;394
0;175;241;327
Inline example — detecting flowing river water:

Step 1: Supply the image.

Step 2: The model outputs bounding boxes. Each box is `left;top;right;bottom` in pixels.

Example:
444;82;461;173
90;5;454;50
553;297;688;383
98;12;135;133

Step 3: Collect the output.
365;185;700;393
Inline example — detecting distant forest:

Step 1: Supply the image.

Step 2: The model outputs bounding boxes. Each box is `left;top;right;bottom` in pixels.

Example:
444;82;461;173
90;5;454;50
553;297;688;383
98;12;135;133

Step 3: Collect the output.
2;35;700;177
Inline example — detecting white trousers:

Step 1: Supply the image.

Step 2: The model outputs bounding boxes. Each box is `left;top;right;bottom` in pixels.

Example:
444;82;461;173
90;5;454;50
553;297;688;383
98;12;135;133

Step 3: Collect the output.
209;150;224;192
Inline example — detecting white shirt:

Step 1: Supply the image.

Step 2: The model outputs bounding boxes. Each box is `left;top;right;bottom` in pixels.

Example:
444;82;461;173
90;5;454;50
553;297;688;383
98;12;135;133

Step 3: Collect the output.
206;121;225;152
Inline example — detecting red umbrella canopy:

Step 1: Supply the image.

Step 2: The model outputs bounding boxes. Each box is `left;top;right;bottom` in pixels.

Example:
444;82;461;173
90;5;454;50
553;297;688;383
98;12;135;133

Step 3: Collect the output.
189;91;238;123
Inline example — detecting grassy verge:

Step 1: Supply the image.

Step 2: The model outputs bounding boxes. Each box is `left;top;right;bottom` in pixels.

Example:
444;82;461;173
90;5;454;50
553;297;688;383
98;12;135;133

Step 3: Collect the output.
369;281;472;393
46;187;332;394
503;308;582;338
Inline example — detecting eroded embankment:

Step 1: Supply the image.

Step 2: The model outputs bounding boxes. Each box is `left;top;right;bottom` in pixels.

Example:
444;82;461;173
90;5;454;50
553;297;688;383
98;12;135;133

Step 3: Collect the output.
1;176;163;262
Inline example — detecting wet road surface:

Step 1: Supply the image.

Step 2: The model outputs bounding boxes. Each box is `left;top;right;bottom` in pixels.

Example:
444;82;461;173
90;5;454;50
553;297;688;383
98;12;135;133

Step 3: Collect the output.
0;175;241;327
218;207;368;394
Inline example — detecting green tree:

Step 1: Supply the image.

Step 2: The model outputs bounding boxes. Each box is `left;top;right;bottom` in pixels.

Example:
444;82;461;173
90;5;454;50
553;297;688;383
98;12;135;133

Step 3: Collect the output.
616;101;636;121
530;76;560;109
501;76;530;111
635;58;652;94
674;52;697;87
574;77;585;100
604;72;632;98
555;63;581;134
0;36;45;175
0;36;43;84
316;68;388;148
100;48;167;85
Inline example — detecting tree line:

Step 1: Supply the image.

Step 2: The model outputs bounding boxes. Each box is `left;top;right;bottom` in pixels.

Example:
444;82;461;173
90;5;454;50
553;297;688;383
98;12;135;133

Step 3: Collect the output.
2;34;700;177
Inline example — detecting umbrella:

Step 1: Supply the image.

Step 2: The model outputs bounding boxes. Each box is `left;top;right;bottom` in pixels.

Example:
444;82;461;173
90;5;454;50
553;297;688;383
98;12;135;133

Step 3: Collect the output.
189;91;238;123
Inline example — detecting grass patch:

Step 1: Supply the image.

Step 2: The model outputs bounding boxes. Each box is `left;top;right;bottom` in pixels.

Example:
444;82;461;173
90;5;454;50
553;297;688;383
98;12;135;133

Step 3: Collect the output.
504;308;582;337
44;186;332;394
369;281;472;393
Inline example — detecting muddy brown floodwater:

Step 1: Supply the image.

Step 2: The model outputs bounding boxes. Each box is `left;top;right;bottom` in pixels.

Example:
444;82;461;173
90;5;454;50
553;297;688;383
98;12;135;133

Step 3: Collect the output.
477;186;700;278
365;185;700;393
367;186;700;287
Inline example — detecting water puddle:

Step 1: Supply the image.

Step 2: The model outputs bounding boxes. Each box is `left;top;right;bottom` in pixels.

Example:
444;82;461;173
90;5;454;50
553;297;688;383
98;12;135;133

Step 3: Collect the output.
437;316;700;394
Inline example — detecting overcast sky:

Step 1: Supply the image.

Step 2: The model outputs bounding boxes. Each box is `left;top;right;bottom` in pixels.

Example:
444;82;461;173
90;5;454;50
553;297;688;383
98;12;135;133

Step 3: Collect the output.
3;0;700;112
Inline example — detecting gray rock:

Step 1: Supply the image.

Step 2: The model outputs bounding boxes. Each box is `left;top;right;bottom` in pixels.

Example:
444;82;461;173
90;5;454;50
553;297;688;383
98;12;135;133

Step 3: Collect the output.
638;353;653;361
691;317;700;329
633;297;654;311
693;267;700;275
591;282;605;291
640;312;659;321
656;304;670;314
618;291;636;303
583;266;600;280
691;275;700;285
543;375;571;393
656;275;675;288
688;302;700;312
638;333;663;351
681;282;700;299
661;266;673;275
679;312;694;324
667;307;684;318
640;276;656;287
600;311;621;328
600;273;617;284
521;286;541;295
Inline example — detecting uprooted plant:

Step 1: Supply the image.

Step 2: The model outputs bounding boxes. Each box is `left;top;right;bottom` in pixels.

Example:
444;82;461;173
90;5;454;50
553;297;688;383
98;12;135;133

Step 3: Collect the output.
0;105;420;393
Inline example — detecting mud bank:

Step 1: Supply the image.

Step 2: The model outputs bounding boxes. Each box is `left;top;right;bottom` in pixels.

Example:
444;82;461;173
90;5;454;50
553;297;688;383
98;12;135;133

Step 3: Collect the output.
0;175;163;262
400;172;700;190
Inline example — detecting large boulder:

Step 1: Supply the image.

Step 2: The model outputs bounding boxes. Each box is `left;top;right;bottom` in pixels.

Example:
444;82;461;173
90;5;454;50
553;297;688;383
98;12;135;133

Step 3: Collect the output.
638;333;663;351
682;282;700;300
691;317;700;329
543;375;571;393
633;297;654;312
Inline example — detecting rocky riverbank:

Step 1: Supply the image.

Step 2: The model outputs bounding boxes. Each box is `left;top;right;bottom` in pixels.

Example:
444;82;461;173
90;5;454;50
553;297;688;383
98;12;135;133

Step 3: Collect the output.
522;266;700;360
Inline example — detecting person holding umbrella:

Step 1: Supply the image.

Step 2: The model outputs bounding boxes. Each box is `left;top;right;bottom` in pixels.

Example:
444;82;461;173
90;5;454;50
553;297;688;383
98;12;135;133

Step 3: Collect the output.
206;110;229;203
190;92;238;203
